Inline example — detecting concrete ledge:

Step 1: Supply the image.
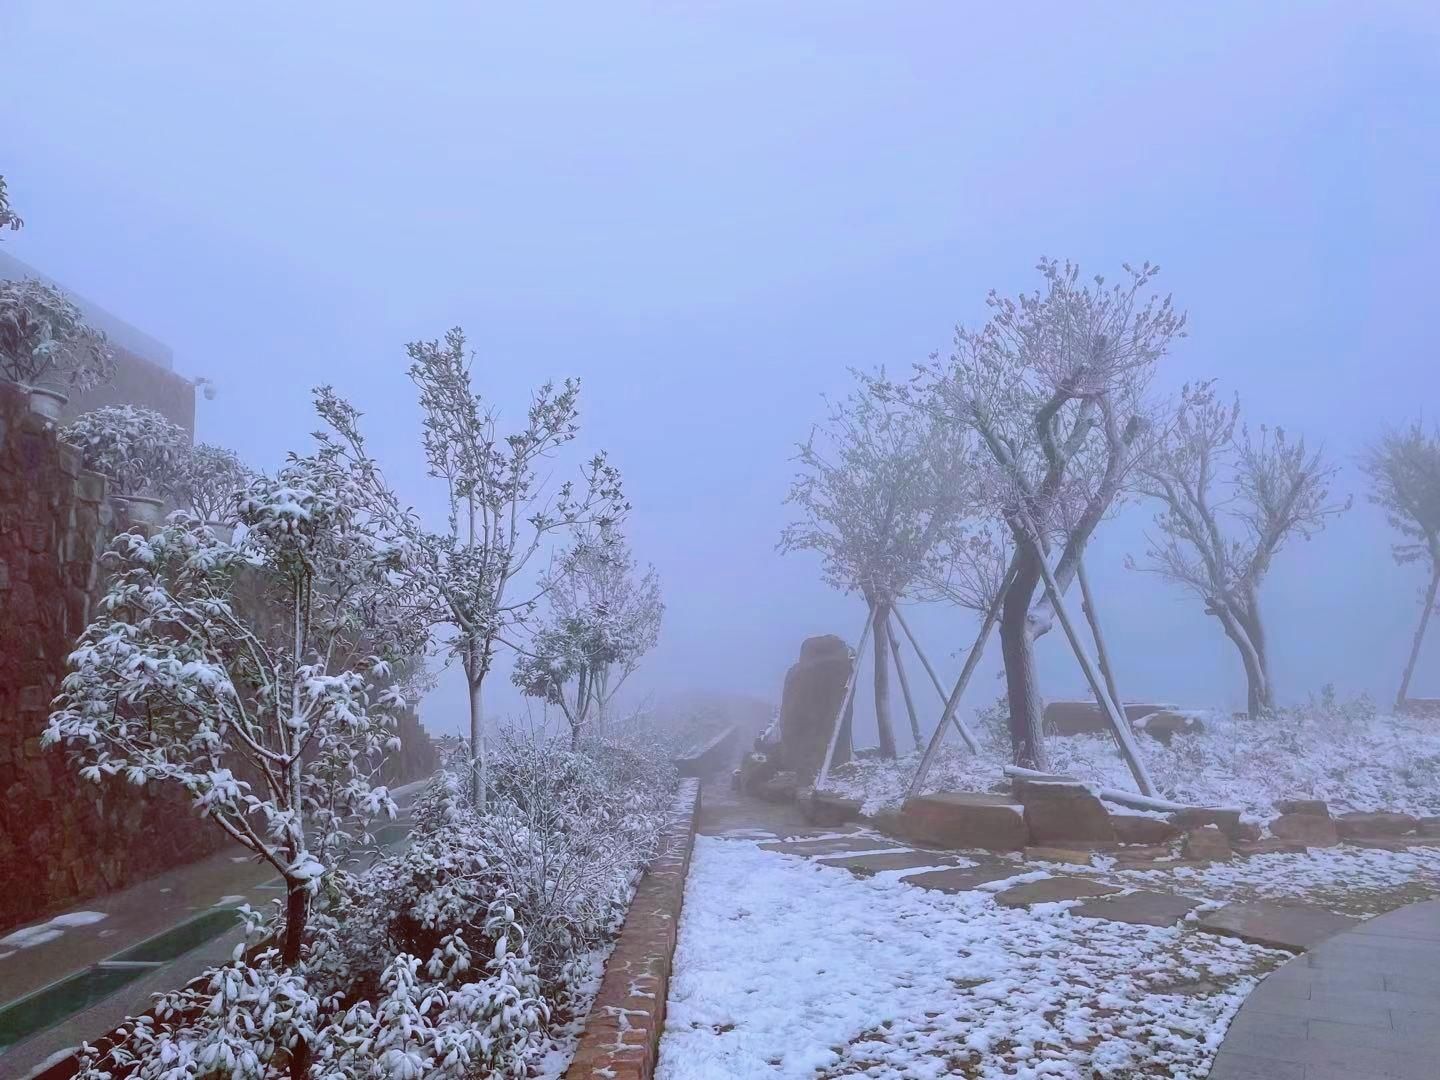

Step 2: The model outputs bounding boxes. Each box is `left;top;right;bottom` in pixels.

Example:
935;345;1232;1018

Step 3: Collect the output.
564;778;701;1080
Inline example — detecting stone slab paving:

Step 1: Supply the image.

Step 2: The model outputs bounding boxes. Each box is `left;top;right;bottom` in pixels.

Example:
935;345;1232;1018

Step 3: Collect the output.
1197;901;1360;953
1071;890;1201;927
815;849;963;876
757;835;899;858
992;876;1124;907
898;865;1025;893
1209;899;1440;1080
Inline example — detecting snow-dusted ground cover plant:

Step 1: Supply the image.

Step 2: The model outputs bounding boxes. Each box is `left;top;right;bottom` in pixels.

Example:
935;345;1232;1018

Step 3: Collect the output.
826;692;1440;818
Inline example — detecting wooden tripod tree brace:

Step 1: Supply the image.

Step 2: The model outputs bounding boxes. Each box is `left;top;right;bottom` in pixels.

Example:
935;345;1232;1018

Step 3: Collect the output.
815;608;875;792
903;575;1010;800
890;605;982;753
1022;523;1156;797
884;610;924;750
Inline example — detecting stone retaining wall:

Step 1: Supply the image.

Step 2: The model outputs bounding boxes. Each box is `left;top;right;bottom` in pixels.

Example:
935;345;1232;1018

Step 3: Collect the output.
564;778;700;1080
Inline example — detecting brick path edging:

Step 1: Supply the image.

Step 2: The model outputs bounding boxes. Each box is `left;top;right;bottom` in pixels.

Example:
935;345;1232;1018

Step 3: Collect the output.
564;778;701;1080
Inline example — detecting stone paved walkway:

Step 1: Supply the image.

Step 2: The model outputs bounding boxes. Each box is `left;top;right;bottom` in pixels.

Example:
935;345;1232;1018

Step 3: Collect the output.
1209;899;1440;1080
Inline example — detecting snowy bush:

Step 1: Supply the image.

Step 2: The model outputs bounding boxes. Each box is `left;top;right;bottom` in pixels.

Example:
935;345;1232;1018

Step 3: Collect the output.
176;441;256;525
75;729;675;1079
61;404;189;497
0;276;115;389
827;692;1440;818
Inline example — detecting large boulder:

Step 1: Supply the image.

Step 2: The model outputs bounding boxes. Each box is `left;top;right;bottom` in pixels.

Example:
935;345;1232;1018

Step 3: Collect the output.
1110;812;1182;845
1335;811;1418;839
778;635;854;783
1131;709;1206;743
1182;825;1232;862
1274;798;1329;817
1270;813;1339;847
1043;700;1176;736
900;793;1028;851
1013;778;1116;845
1170;807;1246;840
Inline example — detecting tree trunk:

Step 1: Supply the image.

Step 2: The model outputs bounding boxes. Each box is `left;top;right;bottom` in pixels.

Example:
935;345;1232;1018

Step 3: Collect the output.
282;882;308;967
872;600;898;759
999;552;1049;771
1215;602;1269;720
1239;591;1274;716
1398;566;1440;707
467;668;486;810
884;613;924;750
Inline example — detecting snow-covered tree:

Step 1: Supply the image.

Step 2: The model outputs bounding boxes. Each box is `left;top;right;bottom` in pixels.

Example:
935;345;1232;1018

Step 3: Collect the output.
176;441;256;527
781;370;975;758
401;328;627;805
511;527;663;745
0;174;21;236
61;404;189;498
1;277;114;390
910;259;1186;769
46;427;429;971
1362;420;1440;706
1133;385;1348;718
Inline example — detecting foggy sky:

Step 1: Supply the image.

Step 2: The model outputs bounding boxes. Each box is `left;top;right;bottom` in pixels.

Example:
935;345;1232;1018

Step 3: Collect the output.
4;2;1438;740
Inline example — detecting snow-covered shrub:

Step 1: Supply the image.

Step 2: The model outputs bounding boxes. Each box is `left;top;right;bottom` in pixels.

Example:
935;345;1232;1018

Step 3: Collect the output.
329;731;675;999
78;899;547;1079
176;441;255;525
47;441;429;969
60;404;189;497
0;277;114;389
828;692;1440;818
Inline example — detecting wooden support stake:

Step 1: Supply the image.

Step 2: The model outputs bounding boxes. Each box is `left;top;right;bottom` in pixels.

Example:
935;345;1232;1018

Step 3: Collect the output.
815;608;875;792
904;576;1009;800
884;610;924;750
1022;524;1156;797
1076;558;1126;725
891;604;982;753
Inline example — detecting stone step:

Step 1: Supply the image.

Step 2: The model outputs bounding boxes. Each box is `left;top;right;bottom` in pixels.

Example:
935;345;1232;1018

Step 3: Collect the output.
1196;901;1360;953
816;849;964;876
1071;890;1201;927
992;876;1124;907
757;836;897;858
898;865;1025;894
900;793;1027;851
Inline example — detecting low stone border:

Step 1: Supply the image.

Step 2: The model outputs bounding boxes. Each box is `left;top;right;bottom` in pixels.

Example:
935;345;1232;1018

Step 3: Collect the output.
564;778;701;1080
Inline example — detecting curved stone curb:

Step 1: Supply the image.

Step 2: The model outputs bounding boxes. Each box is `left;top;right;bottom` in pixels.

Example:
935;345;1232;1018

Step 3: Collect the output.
564;779;701;1080
1209;898;1440;1079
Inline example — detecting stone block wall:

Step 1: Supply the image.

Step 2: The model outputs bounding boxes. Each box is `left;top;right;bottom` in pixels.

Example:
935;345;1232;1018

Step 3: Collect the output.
0;380;435;933
0;380;227;931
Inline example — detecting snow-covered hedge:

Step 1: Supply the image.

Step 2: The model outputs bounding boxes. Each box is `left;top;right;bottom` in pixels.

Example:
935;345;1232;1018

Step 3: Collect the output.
75;731;677;1080
827;692;1440;819
61;404;189;498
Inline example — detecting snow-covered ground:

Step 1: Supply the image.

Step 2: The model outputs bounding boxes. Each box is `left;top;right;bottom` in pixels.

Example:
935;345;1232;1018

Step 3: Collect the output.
1106;844;1440;917
657;837;1284;1079
826;698;1440;819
